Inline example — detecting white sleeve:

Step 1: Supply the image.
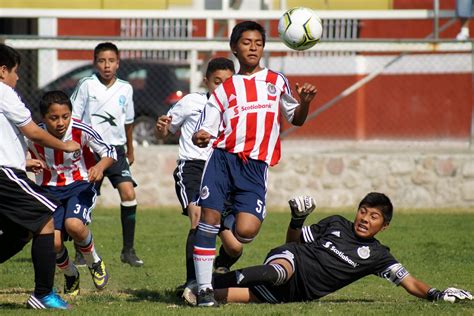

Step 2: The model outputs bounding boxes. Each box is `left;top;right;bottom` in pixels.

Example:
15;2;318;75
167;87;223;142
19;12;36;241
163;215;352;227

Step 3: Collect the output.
71;79;89;120
279;91;300;124
197;95;222;138
125;85;134;124
83;127;117;161
167;99;187;134
1;86;32;127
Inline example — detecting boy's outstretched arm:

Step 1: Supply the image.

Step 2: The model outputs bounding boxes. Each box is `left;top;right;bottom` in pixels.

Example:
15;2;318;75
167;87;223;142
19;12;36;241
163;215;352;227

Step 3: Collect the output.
400;275;472;303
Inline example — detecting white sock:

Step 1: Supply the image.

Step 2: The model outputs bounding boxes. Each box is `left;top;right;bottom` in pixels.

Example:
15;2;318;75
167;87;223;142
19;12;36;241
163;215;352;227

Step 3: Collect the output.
75;232;101;268
193;248;216;291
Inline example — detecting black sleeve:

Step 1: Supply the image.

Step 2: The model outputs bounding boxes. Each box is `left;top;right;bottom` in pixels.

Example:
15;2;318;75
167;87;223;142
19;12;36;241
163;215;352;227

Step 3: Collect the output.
300;215;336;243
374;248;410;286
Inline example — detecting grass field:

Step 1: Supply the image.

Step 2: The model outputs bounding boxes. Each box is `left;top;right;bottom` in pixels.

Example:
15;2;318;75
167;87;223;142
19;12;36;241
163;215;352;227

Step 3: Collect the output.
0;206;473;315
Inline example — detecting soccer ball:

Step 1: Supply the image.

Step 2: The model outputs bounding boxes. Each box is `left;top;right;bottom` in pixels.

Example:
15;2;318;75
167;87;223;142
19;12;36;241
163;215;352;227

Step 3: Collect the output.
278;7;323;51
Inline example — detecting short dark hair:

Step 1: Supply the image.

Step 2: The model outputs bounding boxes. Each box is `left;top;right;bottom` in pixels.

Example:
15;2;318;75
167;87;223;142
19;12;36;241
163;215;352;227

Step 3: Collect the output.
39;90;72;117
229;21;266;48
358;192;393;223
205;57;235;78
0;44;21;70
94;42;119;62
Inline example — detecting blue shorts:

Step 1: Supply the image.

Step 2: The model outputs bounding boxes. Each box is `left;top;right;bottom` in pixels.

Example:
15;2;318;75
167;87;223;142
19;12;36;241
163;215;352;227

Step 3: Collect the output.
43;181;97;231
198;149;268;222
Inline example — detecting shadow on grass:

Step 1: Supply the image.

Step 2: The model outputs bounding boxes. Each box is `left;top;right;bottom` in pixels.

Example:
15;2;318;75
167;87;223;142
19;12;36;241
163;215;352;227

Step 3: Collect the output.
122;288;185;305
0;302;25;310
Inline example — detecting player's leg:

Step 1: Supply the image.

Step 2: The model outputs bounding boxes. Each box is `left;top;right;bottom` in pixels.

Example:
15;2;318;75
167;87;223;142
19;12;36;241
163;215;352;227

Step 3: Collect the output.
173;160;203;289
193;149;230;307
214;288;260;303
65;183;108;289
214;203;243;274
0;168;69;309
215;227;243;274
116;181;143;267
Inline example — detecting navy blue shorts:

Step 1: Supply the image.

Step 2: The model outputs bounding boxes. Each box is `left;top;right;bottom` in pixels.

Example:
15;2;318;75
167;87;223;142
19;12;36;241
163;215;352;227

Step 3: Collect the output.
197;149;268;222
95;145;137;195
43;181;97;231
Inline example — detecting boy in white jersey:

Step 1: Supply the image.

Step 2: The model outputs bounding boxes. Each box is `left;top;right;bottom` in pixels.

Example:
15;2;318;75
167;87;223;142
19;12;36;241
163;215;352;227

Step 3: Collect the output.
0;44;80;309
71;42;143;267
192;21;317;306
27;90;116;295
156;57;242;301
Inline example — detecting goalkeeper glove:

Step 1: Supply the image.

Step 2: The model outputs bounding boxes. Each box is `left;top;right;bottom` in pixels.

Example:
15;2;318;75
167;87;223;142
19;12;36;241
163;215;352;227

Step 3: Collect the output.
288;195;316;229
427;287;473;303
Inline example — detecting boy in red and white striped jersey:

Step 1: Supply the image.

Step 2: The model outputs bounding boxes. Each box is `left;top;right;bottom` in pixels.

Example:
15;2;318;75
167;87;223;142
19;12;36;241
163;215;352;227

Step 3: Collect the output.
27;90;116;295
192;21;317;307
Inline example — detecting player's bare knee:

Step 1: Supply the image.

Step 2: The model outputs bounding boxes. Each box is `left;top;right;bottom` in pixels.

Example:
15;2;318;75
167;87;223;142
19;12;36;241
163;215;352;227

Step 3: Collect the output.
64;218;88;241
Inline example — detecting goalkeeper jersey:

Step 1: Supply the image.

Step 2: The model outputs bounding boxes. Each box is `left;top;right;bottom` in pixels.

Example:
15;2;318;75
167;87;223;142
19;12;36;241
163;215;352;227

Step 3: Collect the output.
254;215;409;302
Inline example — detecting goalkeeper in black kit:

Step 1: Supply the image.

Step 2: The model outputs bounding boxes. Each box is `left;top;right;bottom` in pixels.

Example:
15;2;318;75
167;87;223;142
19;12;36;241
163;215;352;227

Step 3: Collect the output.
184;192;472;305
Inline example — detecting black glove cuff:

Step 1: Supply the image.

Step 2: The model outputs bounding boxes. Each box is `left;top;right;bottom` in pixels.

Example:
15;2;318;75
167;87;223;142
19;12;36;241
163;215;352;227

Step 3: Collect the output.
427;288;442;301
289;217;306;229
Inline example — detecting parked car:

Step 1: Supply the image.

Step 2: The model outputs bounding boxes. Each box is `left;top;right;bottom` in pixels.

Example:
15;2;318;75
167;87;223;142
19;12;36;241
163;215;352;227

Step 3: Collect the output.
26;59;189;145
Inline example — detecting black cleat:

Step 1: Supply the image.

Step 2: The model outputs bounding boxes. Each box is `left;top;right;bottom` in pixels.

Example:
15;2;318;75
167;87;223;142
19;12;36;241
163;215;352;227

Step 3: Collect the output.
120;248;144;267
197;288;218;307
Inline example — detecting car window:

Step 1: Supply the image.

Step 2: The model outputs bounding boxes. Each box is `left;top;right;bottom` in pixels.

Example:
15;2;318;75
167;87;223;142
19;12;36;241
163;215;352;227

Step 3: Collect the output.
48;67;94;92
127;69;147;91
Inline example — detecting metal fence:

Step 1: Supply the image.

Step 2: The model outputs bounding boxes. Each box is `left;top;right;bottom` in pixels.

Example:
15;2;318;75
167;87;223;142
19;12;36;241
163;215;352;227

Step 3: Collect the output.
2;8;473;147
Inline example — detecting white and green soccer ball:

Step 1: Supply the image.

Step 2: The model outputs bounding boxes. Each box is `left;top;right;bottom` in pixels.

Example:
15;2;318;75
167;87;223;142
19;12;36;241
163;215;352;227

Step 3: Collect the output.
278;7;323;51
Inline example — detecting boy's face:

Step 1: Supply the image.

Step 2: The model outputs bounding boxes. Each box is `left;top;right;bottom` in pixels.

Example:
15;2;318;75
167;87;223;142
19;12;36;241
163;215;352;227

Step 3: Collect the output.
94;50;119;82
43;103;72;139
232;30;264;69
0;64;19;88
204;69;234;93
353;206;388;239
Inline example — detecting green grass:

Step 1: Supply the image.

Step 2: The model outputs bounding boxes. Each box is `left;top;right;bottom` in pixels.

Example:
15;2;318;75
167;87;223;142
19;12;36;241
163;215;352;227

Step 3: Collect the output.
1;207;473;315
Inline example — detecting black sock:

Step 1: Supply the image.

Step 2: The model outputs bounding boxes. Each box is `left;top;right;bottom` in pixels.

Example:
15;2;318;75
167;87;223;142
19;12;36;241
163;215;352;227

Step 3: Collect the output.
213;264;282;289
214;245;242;270
121;204;137;250
185;229;196;283
31;233;55;298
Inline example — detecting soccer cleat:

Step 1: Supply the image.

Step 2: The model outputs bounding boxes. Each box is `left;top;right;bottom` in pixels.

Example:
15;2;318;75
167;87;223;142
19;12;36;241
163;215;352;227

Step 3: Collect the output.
73;249;87;267
182;280;197;306
64;271;80;296
88;260;109;290
197;288;219;307
213;266;230;275
26;290;70;309
120;248;144;267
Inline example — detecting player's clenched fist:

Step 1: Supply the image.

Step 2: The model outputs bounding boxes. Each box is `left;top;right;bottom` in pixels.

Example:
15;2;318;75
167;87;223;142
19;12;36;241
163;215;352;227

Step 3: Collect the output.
289;195;316;219
192;130;211;148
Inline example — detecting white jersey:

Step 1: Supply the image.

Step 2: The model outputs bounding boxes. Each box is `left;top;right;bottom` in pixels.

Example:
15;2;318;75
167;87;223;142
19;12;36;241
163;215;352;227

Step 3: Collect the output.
27;119;116;187
0;82;32;171
71;73;134;146
167;92;212;161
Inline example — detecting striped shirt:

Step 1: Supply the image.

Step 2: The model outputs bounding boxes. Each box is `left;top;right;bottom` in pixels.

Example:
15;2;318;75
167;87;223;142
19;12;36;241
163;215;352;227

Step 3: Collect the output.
27;119;116;187
196;68;299;166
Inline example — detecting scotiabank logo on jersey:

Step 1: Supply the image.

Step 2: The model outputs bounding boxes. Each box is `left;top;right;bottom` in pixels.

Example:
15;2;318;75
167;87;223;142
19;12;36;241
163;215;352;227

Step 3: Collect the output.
322;241;359;268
